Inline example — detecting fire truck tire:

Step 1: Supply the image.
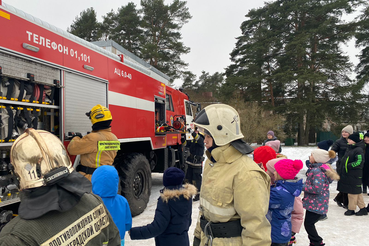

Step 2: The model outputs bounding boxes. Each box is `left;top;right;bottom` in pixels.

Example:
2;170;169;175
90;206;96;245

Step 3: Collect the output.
118;153;152;217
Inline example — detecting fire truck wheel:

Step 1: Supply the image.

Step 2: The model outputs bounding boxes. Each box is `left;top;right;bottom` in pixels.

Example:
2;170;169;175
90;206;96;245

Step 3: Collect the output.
118;153;152;217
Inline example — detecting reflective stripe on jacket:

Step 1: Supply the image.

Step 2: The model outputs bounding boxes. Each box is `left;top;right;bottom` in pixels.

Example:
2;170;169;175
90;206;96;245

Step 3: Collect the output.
0;193;121;246
194;144;271;246
67;128;119;180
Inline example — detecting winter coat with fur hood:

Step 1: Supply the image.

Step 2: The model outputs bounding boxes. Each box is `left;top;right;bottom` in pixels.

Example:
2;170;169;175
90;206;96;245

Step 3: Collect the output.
130;184;196;246
303;163;335;214
194;144;271;246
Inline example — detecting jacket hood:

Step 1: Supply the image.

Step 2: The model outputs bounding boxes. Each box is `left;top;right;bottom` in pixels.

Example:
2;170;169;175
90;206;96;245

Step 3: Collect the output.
160;184;196;216
275;179;303;197
91;165;119;198
160;183;197;202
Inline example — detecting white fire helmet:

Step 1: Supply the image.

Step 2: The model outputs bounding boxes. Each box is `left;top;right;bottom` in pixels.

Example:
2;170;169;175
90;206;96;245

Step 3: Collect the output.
194;104;244;146
10;129;73;190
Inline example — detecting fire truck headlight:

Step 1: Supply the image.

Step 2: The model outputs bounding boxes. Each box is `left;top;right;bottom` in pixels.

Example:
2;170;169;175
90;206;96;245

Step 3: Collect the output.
22;43;40;52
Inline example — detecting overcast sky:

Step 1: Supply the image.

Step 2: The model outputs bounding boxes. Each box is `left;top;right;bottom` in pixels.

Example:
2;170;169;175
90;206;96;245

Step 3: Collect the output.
4;0;360;87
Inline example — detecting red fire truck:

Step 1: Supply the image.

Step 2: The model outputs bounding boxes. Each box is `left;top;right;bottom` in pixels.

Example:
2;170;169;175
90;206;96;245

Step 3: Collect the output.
0;1;198;226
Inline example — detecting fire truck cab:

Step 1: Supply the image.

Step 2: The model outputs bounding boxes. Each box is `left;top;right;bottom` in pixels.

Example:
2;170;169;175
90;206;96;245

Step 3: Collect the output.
0;1;199;227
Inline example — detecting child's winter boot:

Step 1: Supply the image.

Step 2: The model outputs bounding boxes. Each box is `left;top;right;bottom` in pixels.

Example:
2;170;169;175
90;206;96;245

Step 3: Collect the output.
344;210;355;216
355;208;368;216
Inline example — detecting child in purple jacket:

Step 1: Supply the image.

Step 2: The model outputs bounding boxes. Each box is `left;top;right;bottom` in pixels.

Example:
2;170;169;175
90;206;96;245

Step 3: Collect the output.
303;149;339;246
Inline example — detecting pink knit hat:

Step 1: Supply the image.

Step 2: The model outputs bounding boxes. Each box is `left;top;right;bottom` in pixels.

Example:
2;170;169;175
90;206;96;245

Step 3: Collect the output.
274;159;303;180
265;140;281;153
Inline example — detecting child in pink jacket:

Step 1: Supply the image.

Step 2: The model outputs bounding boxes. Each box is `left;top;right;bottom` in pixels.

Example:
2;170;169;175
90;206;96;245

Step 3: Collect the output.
266;157;304;246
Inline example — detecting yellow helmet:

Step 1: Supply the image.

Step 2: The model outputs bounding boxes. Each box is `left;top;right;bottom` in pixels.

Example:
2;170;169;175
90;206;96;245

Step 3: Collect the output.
10;129;73;190
86;104;112;125
194;104;244;146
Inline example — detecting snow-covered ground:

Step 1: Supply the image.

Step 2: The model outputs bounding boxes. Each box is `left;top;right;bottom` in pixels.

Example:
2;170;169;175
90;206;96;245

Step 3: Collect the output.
124;146;369;246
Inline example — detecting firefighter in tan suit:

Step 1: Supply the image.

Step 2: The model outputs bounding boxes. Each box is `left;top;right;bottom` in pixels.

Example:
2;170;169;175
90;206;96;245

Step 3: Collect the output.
192;104;271;246
68;104;120;181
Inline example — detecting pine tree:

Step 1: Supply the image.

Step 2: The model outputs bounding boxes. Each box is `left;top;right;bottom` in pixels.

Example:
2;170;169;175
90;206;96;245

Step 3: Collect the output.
224;0;364;145
140;0;191;80
101;3;143;56
68;8;101;42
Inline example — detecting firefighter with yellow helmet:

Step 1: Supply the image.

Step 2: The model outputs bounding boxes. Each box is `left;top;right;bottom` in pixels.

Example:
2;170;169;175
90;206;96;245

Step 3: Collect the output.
193;104;271;246
67;104;120;181
0;129;120;245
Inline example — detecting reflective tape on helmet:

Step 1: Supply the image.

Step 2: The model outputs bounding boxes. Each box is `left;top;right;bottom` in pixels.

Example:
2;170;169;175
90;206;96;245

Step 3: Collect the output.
97;141;120;151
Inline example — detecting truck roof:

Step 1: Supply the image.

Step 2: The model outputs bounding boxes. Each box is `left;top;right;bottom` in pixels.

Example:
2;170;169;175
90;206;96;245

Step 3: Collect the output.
1;1;171;85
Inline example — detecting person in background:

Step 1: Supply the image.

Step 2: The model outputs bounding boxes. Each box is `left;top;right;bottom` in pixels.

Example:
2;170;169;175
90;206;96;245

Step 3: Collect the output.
92;165;132;246
363;131;369;195
253;145;277;171
303;148;339;246
263;130;282;153
265;139;282;154
267;159;303;246
184;126;205;201
266;156;304;246
193;104;271;246
68;104;120;181
0;129;120;246
129;167;196;246
331;124;353;208
337;132;368;216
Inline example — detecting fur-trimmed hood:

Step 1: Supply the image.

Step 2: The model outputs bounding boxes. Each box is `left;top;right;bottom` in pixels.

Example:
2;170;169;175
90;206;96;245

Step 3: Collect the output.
160;184;197;203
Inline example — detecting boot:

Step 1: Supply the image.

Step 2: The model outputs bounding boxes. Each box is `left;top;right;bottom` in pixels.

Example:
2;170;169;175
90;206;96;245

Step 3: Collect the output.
318;214;327;221
363;187;367;194
366;204;369;212
355;208;368;216
333;198;343;207
344;210;355;216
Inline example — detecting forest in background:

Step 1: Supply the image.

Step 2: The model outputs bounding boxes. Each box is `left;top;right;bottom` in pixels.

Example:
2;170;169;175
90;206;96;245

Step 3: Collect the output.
68;0;369;145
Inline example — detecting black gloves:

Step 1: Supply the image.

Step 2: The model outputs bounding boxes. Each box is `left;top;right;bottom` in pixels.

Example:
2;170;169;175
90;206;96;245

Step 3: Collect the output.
192;132;197;138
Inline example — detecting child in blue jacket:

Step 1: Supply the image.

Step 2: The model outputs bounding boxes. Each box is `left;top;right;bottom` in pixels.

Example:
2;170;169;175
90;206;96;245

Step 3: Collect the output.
91;165;132;246
303;149;339;246
267;159;303;246
129;167;197;246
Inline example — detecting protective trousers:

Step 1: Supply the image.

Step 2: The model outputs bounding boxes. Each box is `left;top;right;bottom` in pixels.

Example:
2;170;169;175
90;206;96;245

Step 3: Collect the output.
185;165;202;193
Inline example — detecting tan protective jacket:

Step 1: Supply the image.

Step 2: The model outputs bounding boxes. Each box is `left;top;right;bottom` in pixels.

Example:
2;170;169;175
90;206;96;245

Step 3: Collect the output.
67;128;119;180
194;144;271;246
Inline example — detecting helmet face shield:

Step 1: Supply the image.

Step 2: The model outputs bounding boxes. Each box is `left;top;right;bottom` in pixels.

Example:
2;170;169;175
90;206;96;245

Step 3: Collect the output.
194;104;244;146
10;129;73;190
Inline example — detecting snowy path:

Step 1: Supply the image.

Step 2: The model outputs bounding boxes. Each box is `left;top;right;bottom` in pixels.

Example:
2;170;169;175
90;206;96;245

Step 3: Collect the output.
124;146;369;246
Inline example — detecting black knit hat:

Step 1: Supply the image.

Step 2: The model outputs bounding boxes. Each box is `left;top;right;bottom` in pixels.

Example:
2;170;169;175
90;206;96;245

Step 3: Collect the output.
317;140;334;151
348;132;361;143
364;130;369;138
163;167;184;187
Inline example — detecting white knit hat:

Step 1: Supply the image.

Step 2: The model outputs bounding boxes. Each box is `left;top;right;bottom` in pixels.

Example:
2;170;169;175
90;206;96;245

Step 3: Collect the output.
312;149;336;163
342;125;353;134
